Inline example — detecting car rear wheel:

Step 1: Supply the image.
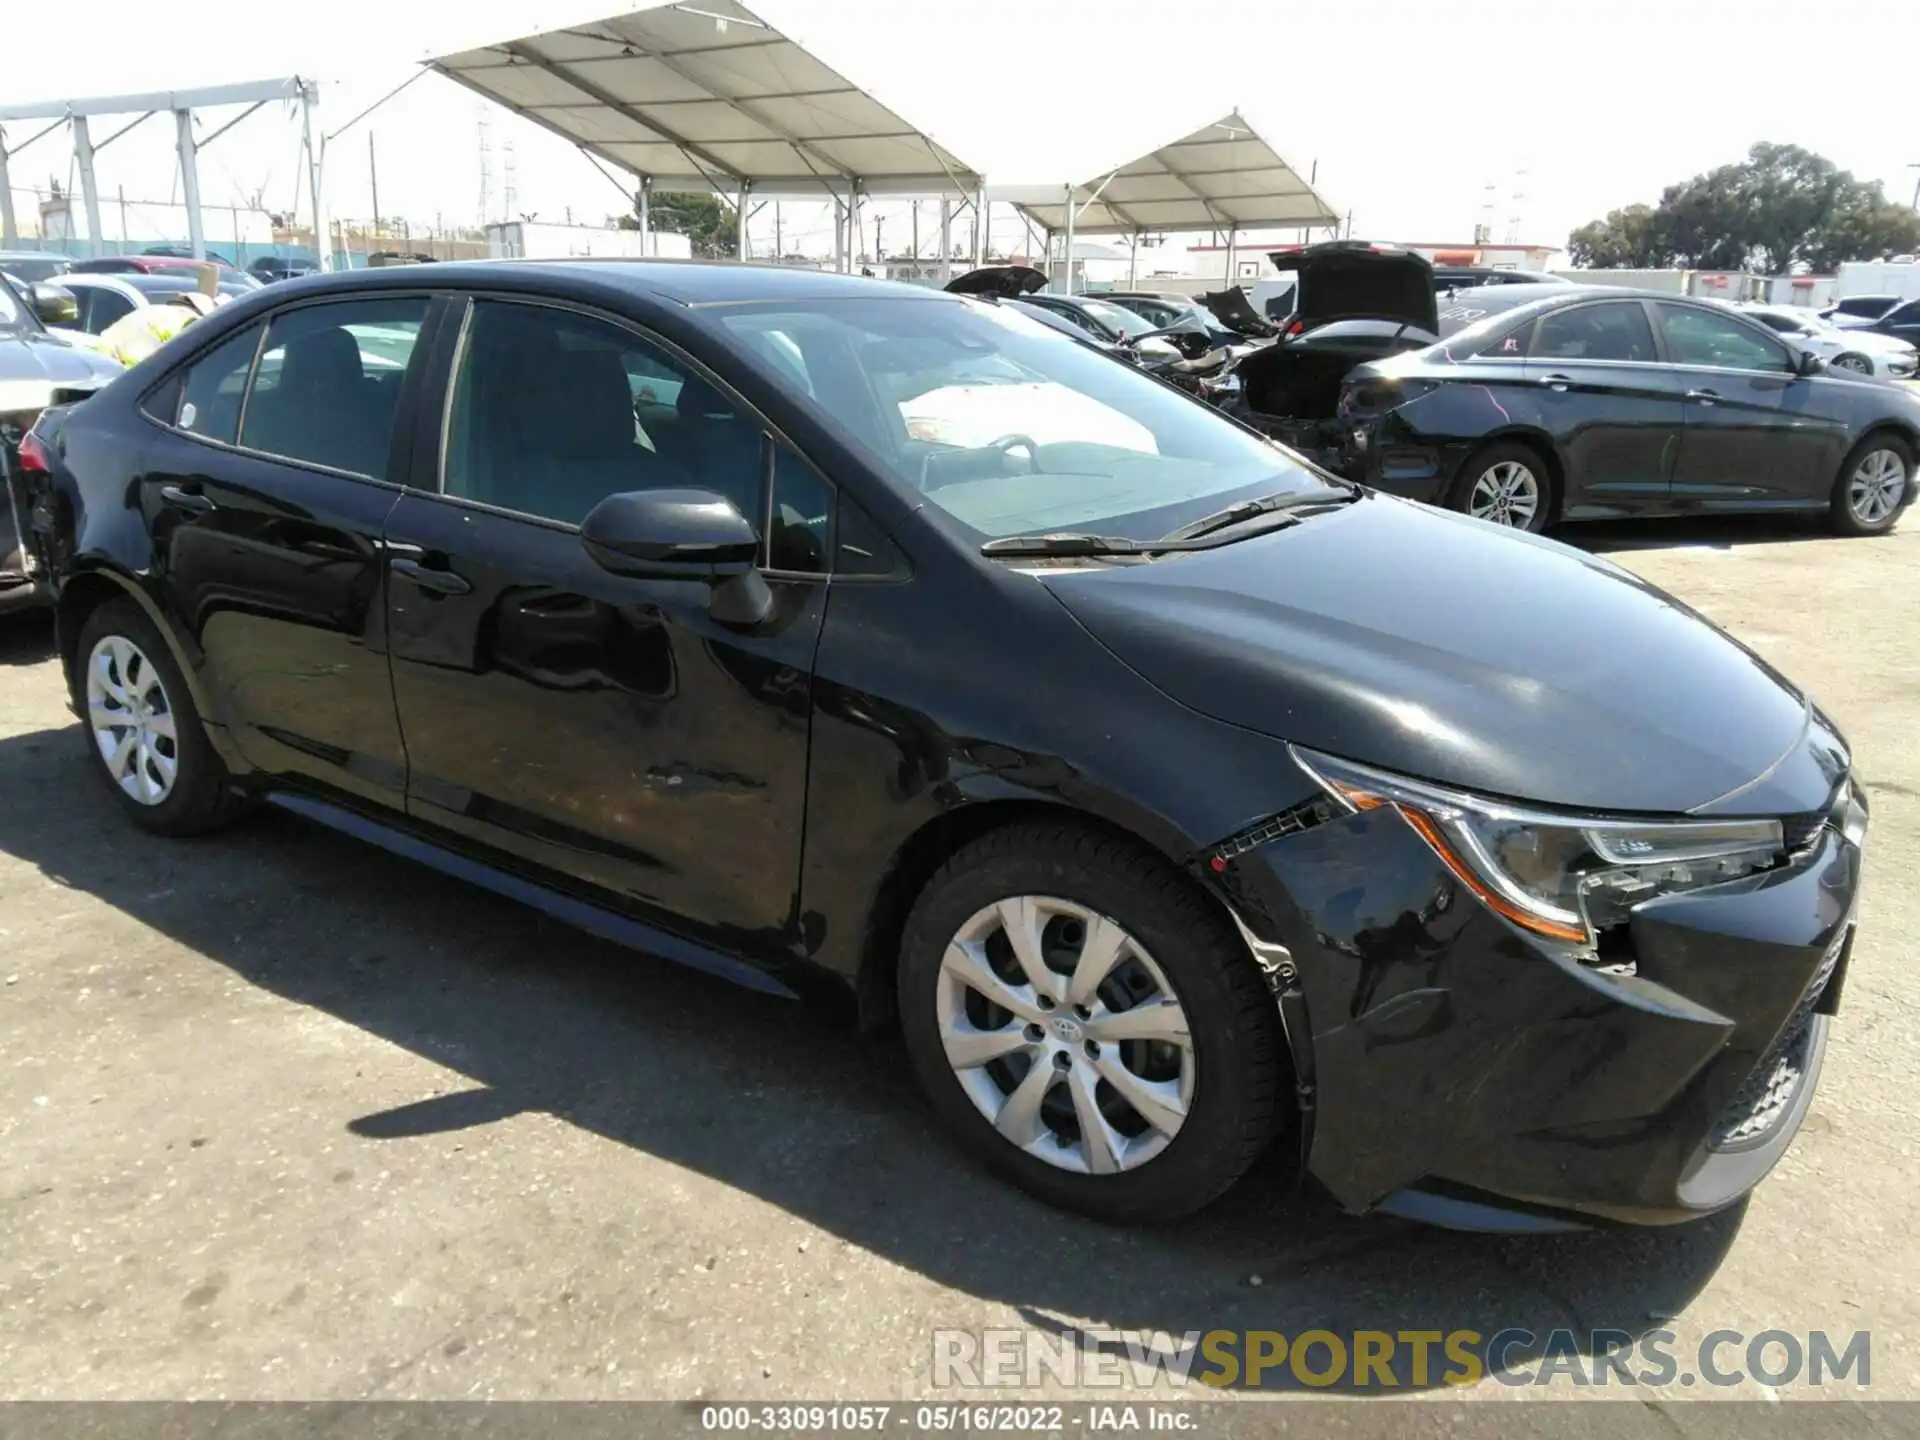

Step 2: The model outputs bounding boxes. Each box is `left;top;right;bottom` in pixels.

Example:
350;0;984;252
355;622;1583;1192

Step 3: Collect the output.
1450;442;1553;532
1829;436;1912;537
75;599;245;835
1831;353;1871;374
897;822;1285;1223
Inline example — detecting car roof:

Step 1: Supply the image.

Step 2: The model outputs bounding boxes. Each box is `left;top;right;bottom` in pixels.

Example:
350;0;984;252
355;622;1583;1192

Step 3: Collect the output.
503;258;941;306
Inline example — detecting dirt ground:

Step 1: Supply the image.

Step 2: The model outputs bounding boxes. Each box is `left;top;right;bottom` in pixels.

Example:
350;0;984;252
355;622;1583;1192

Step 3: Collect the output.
1;513;1915;1405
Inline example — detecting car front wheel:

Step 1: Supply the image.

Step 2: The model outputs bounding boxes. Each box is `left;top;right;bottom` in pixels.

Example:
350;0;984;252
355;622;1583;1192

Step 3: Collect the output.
898;823;1285;1223
1829;435;1913;537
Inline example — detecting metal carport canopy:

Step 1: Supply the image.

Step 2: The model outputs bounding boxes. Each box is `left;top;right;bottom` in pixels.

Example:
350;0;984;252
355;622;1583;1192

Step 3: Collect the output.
428;0;981;198
1001;111;1339;235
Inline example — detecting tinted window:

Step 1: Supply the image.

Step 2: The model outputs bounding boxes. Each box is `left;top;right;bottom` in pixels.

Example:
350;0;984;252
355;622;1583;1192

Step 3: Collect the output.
1750;311;1803;334
1654;304;1792;372
87;289;136;333
767;447;833;573
444;300;766;529
717;297;1331;545
1881;299;1920;327
836;492;904;576
240;297;427;478
1530;302;1656;362
174;322;264;443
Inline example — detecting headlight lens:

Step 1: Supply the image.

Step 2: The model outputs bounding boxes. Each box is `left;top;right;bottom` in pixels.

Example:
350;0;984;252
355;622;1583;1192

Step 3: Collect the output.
1292;747;1787;951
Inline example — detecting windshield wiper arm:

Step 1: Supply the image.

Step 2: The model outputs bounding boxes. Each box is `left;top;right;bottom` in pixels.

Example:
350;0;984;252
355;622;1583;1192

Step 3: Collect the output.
1157;492;1316;544
979;532;1145;557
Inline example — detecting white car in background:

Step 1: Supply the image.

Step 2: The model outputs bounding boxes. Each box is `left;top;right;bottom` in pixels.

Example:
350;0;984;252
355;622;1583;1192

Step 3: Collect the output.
1738;303;1918;379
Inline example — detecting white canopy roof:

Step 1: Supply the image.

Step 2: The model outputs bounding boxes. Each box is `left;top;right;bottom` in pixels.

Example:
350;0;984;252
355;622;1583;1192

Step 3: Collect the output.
430;0;980;197
1002;111;1339;236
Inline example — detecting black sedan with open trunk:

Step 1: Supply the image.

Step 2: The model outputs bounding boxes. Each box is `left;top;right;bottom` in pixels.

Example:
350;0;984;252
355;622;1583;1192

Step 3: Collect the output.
19;259;1866;1229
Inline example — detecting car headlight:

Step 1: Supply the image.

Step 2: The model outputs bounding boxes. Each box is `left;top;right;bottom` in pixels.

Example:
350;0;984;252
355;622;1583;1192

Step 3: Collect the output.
1291;747;1787;952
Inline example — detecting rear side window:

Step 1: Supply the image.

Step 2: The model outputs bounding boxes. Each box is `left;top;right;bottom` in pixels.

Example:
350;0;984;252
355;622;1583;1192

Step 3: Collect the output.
240;297;428;478
1530;302;1656;363
172;321;264;443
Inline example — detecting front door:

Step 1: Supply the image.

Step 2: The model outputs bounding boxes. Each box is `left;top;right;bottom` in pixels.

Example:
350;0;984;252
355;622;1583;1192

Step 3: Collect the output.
383;296;831;947
1519;298;1683;515
1653;301;1847;510
141;294;435;810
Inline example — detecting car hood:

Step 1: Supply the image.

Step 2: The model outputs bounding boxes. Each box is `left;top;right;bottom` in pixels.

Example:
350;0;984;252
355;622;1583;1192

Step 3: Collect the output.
1041;493;1844;817
0;328;124;411
945;265;1048;298
1266;243;1440;334
1197;287;1279;338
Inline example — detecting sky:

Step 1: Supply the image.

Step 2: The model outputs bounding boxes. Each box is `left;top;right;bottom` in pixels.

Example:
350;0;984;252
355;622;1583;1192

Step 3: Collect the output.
7;0;1918;262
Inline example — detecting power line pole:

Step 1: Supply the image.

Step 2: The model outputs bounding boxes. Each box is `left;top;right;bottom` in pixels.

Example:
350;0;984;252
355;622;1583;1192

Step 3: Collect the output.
368;133;380;238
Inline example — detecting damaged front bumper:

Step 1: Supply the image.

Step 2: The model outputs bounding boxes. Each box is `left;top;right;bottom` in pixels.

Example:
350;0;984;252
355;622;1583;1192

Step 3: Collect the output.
1213;787;1860;1228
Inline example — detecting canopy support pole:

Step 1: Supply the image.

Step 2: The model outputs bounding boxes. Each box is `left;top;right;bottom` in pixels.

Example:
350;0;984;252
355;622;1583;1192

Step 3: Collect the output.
1223;227;1235;289
973;181;986;266
301;82;331;272
1128;229;1139;288
72;116;105;256
938;199;951;283
0;140;15;248
737;179;750;260
175;109;206;261
1059;184;1075;295
638;176;651;257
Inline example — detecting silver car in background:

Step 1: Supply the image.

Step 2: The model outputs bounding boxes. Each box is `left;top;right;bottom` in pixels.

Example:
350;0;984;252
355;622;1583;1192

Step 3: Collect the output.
1740;303;1918;379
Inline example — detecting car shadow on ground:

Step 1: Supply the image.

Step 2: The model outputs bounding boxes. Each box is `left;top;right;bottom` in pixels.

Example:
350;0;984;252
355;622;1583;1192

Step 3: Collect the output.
0;611;57;666
1557;513;1828;555
0;723;1744;1393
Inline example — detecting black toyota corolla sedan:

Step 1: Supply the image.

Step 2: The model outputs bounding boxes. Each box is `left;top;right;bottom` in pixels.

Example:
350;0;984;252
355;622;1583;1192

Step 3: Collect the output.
19;260;1866;1230
1339;284;1920;535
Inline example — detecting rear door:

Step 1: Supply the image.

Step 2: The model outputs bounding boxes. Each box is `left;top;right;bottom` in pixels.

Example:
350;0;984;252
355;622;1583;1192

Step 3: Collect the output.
381;294;830;941
1653;301;1848;509
139;292;440;811
1520;298;1685;514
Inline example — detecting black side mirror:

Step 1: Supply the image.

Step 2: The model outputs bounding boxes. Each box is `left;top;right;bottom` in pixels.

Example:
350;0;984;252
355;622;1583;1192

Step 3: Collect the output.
29;281;78;327
581;488;771;626
1795;348;1823;378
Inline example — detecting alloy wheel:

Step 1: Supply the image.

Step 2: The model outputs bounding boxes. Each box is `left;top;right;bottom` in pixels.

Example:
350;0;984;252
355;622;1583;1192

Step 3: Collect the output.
1831;354;1871;374
1467;460;1541;528
935;895;1194;1175
1848;448;1908;527
86;634;179;806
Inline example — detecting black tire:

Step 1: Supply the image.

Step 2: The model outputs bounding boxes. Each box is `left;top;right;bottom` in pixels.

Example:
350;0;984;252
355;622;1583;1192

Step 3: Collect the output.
1828;433;1914;538
73;598;245;836
1831;353;1871;375
897;822;1286;1223
1445;440;1556;533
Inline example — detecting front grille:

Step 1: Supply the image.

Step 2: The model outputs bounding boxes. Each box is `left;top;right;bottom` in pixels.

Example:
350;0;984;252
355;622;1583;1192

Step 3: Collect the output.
1708;931;1844;1150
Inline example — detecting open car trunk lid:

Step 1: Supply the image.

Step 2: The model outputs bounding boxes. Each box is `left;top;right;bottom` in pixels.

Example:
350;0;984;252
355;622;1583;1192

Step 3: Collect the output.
943;265;1047;298
1196;287;1278;338
1264;241;1438;335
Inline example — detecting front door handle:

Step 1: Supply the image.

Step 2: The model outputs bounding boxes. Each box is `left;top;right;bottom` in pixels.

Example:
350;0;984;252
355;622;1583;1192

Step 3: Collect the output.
391;557;472;596
1539;373;1572;391
159;484;214;513
1686;389;1720;406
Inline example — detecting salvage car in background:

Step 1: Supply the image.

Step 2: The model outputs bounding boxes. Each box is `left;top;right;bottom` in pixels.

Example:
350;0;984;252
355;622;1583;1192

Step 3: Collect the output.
0;274;124;614
44;273;258;336
70;254;258;287
0;251;74;286
1740;303;1917;378
1337;284;1919;534
1825;295;1920;353
22;259;1869;1234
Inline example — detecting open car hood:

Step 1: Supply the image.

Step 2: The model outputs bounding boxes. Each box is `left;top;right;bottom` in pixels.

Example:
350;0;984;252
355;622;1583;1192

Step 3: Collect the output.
1265;241;1438;335
944;265;1047;298
1197;287;1279;338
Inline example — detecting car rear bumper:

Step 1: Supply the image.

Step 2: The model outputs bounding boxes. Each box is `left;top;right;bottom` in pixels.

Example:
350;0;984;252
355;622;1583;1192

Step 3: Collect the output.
1220;794;1859;1227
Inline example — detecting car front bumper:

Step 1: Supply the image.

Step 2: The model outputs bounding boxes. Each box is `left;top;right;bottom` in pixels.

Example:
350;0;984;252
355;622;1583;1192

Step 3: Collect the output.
1219;790;1859;1227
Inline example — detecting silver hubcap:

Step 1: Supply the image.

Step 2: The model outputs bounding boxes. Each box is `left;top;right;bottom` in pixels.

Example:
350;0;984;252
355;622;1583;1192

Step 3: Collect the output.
1468;460;1541;528
936;896;1194;1175
1834;355;1869;373
86;635;179;805
1849;449;1907;526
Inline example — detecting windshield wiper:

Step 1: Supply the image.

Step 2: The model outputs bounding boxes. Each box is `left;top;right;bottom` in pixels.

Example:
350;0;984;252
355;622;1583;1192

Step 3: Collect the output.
979;532;1144;557
1157;491;1334;544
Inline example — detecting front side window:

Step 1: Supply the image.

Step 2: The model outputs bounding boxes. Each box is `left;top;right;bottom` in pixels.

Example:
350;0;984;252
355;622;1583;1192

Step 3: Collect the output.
443;300;766;529
87;289;135;333
1530;302;1657;363
1654;304;1793;373
172;321;264;443
240;296;427;477
716;295;1333;544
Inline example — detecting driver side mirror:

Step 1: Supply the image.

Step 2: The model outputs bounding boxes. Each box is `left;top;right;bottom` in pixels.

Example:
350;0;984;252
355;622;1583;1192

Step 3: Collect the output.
1795;348;1823;378
581;487;772;627
29;281;78;327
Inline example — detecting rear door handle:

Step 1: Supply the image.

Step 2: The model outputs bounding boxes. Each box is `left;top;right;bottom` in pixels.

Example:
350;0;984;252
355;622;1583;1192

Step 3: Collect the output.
1539;373;1572;391
159;484;214;513
1686;389;1720;406
391;557;472;596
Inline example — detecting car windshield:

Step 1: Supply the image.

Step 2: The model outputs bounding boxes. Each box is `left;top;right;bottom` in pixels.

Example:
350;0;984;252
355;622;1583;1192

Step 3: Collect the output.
1076;298;1159;338
717;296;1335;543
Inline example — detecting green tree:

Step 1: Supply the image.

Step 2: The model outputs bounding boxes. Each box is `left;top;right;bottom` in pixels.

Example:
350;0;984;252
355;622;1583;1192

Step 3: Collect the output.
1567;144;1920;272
614;191;738;257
